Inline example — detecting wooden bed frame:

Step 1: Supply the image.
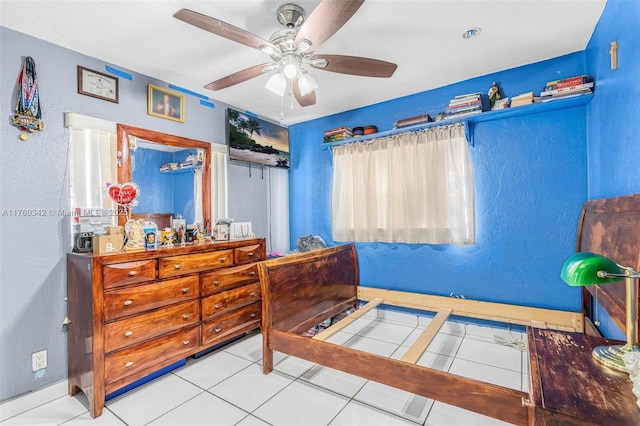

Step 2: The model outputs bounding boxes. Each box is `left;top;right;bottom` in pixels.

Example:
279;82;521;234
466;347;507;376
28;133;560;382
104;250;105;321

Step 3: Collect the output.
258;193;640;425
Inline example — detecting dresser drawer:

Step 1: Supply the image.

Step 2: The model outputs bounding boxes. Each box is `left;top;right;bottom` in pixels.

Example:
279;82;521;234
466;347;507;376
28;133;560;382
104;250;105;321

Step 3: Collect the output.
158;250;233;278
105;325;199;385
103;260;156;289
104;300;199;353
104;276;199;321
201;263;259;296
201;282;261;320
201;303;261;345
234;244;262;265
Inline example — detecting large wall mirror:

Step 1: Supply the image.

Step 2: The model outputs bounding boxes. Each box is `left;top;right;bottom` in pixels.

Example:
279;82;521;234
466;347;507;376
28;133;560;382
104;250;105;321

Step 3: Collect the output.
116;124;211;228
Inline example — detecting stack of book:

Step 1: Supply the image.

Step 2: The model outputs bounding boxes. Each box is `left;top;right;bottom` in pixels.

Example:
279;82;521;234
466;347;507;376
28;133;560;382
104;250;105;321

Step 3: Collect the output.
324;126;353;143
445;93;482;119
540;75;593;100
510;92;535;107
395;113;432;129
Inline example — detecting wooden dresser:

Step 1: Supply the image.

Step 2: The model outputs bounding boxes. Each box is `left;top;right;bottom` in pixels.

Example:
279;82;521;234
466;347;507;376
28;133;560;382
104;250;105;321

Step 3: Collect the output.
67;238;265;418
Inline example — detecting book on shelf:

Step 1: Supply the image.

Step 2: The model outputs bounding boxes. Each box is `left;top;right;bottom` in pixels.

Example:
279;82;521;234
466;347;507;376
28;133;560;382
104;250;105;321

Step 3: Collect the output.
510;91;534;107
448;95;481;107
446;99;481;110
446;103;482;114
544;75;589;91
324;126;352;136
540;82;593;97
445;108;482;119
395;113;433;128
452;92;481;100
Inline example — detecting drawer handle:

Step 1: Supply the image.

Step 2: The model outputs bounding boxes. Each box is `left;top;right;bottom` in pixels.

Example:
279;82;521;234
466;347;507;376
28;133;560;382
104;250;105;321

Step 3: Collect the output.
123;300;133;306
183;340;190;345
182;314;190;319
214;328;222;333
125;361;134;368
124;331;133;337
250;292;257;297
250;313;256;318
249;271;256;276
213;280;220;286
219;258;226;263
215;303;221;309
247;252;254;256
181;287;190;293
174;264;182;270
128;271;137;276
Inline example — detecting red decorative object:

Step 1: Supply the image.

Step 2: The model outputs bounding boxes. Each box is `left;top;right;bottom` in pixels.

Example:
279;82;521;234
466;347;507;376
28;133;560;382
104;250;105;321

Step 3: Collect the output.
107;182;139;206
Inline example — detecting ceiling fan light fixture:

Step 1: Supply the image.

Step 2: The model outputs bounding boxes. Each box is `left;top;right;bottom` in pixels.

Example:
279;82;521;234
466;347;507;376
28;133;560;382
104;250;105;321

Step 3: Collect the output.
283;62;299;78
298;71;318;96
265;72;287;96
298;39;312;53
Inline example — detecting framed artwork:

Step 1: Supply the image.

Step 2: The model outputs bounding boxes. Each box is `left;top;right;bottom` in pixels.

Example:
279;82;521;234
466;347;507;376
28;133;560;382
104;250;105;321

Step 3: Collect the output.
77;66;119;103
147;84;185;123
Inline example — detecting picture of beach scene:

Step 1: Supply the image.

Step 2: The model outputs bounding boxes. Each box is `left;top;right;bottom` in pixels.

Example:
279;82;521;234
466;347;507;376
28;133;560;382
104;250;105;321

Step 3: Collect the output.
227;108;290;168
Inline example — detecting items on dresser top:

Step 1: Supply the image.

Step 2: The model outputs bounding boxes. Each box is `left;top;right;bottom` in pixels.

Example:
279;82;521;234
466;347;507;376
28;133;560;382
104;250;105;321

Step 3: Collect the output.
67;238;266;418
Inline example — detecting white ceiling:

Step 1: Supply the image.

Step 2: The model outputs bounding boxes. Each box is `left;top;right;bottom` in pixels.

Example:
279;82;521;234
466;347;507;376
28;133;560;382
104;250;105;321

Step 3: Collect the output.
1;0;606;125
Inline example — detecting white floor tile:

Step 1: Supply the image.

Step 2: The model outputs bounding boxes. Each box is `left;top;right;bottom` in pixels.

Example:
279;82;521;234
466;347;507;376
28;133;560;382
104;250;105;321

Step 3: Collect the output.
455;336;522;372
448;358;522;390
425;401;514;426
0;381;68;422
418;318;465;336
356;320;416;345
1;395;87;426
376;309;419;327
62;407;128;425
252;380;349;426
325;330;356;345
209;363;294;412
465;324;525;345
300;365;367;398
330;400;421;425
174;350;253;389
267;351;316;377
223;332;264;362
391;346;455;372
235;414;271;425
146;391;247;425
106;374;202;426
345;335;400;357
354;380;433;424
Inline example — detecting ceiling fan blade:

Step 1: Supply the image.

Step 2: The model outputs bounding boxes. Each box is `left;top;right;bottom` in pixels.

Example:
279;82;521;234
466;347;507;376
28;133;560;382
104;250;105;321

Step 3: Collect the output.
310;54;397;78
290;78;316;107
295;0;364;51
205;63;273;90
174;8;278;52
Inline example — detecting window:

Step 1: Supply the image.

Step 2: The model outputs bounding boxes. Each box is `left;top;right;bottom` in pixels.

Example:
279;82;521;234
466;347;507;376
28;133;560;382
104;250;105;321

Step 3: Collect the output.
331;123;475;244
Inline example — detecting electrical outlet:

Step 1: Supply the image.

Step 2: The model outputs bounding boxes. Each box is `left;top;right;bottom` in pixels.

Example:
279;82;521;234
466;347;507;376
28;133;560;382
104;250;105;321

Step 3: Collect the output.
32;350;47;372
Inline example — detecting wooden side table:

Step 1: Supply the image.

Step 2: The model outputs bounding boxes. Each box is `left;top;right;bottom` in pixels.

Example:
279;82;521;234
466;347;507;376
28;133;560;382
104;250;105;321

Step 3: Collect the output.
528;328;640;425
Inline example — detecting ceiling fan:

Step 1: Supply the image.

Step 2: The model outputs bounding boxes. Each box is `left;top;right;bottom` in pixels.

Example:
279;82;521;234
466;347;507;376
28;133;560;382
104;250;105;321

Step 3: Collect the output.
174;0;397;107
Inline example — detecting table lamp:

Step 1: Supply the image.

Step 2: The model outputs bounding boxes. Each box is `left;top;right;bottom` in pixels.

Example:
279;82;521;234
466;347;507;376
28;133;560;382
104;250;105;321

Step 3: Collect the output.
561;251;640;372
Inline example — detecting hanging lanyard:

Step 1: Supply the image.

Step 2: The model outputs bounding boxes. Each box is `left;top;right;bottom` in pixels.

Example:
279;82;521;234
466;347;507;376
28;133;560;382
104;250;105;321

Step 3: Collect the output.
16;57;40;118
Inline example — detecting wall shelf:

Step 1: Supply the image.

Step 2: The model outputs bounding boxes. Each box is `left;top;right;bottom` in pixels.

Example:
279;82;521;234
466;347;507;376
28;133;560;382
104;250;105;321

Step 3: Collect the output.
323;93;593;148
159;164;202;175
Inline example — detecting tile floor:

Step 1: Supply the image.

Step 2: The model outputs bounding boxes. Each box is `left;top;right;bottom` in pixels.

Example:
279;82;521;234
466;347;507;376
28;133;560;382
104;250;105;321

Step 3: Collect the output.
1;309;529;426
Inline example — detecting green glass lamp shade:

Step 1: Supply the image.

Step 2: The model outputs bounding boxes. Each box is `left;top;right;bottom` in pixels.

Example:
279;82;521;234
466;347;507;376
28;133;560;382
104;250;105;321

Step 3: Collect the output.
560;252;623;286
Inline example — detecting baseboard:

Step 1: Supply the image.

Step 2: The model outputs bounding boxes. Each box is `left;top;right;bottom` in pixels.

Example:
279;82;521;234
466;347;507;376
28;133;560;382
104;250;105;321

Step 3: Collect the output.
0;380;68;422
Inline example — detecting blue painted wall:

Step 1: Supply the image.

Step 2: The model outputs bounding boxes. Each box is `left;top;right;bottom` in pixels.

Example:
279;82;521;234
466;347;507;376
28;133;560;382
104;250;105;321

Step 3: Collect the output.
583;0;640;340
289;53;588;313
132;148;198;224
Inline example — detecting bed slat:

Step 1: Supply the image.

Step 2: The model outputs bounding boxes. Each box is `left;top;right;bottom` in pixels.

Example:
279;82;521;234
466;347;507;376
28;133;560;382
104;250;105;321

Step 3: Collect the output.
401;308;452;364
312;298;384;341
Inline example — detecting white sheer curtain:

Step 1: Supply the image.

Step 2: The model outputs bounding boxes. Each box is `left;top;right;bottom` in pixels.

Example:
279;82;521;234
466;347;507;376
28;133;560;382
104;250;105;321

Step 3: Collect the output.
193;167;203;225
65;113;117;212
209;145;229;222
331;123;475;244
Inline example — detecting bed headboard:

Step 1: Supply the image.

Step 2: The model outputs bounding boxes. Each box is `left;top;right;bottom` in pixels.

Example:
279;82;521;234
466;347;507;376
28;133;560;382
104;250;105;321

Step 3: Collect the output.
258;243;359;334
577;193;640;338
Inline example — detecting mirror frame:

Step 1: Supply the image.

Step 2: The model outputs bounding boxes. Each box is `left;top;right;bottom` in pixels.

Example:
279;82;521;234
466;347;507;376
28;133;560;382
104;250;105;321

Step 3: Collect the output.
116;124;211;227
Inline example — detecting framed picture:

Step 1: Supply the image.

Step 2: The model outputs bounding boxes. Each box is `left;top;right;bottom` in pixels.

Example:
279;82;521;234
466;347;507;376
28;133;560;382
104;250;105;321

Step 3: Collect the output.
147;84;185;123
77;66;119;103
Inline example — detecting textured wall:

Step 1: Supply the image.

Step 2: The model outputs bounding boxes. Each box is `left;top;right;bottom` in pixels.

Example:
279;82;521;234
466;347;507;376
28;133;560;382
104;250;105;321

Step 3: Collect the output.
583;0;640;339
289;53;589;312
0;27;278;402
